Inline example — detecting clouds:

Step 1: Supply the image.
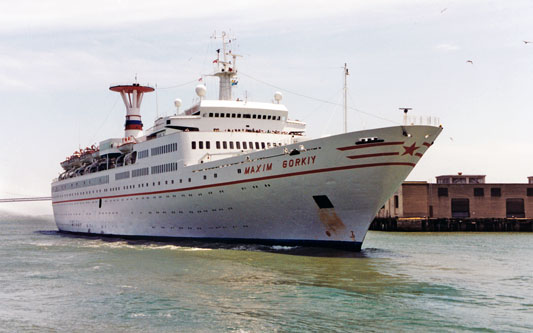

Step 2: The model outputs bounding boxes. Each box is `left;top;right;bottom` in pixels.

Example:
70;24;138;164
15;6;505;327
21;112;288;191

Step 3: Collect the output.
435;43;460;51
1;0;533;216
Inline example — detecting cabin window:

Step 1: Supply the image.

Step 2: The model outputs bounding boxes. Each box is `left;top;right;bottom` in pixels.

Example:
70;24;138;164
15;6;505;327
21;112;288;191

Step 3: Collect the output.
215;113;219;117
242;142;247;149
243;114;251;118
191;141;196;149
229;142;234;149
267;143;271;148
249;142;254;149
255;142;260;149
261;142;266;149
209;113;213;117
226;113;230;117
268;115;272;120
220;113;225;118
262;115;266;119
223;141;227;149
236;142;241;149
199;141;204;149
216;141;221;149
237;114;242;118
206;141;211;149
252;115;257;119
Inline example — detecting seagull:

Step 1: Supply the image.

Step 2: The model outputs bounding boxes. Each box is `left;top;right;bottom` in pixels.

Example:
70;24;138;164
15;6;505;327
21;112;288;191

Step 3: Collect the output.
466;60;473;64
524;41;532;44
440;8;448;13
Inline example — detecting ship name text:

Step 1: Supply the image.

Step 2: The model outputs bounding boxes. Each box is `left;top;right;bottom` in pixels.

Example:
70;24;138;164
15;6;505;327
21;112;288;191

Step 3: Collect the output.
282;156;316;168
244;163;273;175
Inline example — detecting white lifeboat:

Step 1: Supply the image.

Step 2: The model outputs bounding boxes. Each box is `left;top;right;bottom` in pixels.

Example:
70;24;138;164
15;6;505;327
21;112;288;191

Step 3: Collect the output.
118;136;136;153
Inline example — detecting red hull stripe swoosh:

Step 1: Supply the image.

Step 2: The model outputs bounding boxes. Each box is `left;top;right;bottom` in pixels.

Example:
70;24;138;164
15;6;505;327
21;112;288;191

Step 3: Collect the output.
415;153;423;157
337;142;404;151
347;152;399;159
422;142;431;147
52;162;416;205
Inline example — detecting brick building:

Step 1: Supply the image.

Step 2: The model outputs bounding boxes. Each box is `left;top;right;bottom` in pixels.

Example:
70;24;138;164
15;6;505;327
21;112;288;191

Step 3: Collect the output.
378;173;533;219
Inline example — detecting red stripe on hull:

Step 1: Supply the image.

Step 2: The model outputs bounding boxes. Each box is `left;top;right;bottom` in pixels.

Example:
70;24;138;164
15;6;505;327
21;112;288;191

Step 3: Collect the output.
415;153;423;157
347;152;399;159
337;142;404;151
422;142;431;147
52;162;416;205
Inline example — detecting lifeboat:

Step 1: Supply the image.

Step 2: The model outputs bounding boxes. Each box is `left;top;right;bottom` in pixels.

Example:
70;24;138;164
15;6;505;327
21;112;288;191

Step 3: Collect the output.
118;136;136;153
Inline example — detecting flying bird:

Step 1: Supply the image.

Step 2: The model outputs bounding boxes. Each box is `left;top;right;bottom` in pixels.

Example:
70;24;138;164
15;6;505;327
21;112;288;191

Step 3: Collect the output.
440;8;448;13
466;60;473;64
524;41;532;44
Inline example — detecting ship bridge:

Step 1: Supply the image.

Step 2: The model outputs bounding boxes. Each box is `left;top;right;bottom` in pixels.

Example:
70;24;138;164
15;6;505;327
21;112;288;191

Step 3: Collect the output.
150;99;306;136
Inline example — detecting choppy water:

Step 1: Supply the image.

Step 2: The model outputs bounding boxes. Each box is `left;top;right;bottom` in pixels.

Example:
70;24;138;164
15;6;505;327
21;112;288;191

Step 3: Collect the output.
1;215;532;332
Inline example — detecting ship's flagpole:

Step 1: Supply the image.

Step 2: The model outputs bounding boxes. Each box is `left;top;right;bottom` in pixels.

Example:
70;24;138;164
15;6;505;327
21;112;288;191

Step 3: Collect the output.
343;63;349;133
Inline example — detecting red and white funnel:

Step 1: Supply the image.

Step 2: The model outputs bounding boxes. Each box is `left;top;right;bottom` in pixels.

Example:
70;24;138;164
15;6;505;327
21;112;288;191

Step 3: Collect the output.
109;83;154;139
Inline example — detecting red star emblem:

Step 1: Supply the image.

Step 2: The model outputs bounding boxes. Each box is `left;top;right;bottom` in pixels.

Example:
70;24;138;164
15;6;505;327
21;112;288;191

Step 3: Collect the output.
402;142;419;156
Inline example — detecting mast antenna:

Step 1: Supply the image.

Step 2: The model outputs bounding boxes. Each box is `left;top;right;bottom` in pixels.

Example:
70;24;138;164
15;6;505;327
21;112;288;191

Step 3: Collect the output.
211;31;241;100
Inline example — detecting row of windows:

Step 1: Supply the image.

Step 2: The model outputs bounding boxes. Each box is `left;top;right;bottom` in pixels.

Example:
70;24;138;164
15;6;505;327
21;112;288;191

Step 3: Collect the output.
151;162;178;175
115;171;130;181
53;175;109;192
138;149;149;159
206;112;282;121
192;140;282;150
438;187;533;197
132;167;149;178
151;143;177;156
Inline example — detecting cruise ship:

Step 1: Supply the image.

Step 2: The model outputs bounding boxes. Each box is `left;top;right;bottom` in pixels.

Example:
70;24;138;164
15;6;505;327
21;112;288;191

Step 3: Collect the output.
51;34;442;251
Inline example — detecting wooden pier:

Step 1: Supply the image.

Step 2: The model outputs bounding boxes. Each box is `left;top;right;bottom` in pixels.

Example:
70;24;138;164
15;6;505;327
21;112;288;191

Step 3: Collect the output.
370;217;533;232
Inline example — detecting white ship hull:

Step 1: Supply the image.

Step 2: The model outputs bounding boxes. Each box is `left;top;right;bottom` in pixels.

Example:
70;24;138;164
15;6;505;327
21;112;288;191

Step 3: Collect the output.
52;125;441;251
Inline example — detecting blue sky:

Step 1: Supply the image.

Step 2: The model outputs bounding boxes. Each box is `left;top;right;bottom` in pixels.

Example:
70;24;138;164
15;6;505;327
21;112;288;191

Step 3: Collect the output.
1;0;532;215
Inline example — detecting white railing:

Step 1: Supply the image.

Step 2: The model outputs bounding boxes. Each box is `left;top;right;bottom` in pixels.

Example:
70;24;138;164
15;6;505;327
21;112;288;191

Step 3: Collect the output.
403;115;441;126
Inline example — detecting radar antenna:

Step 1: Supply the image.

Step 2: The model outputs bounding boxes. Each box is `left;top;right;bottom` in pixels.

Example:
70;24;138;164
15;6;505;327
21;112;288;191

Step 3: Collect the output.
211;31;241;100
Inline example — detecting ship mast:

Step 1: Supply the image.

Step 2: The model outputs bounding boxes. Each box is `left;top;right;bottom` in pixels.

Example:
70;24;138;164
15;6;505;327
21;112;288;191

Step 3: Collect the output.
343;63;349;133
212;31;240;100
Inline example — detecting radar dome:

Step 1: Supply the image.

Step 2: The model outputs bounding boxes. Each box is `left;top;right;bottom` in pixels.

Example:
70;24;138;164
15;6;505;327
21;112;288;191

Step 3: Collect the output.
174;98;182;108
274;91;283;103
195;85;207;98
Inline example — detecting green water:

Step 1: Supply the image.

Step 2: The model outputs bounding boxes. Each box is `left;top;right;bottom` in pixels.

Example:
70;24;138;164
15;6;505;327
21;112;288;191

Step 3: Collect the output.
1;215;531;332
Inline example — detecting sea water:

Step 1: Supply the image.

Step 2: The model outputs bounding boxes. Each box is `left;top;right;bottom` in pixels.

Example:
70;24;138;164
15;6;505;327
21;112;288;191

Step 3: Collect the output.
0;214;532;332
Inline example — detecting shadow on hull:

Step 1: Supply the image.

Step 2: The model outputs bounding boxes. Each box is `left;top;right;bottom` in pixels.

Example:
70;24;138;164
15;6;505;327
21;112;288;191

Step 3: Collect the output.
42;230;365;257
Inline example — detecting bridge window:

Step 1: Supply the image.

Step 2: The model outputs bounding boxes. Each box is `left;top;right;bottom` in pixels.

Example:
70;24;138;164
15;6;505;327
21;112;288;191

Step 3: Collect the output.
255;142;260;149
199;141;204;149
206;141;211;149
216;141;221;149
223;141;227;149
191;141;196;149
242;142;247;149
229;142;234;149
236;142;241;149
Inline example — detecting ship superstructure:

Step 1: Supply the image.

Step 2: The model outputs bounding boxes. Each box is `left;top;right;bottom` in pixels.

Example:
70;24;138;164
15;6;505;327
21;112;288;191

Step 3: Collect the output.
52;33;442;250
